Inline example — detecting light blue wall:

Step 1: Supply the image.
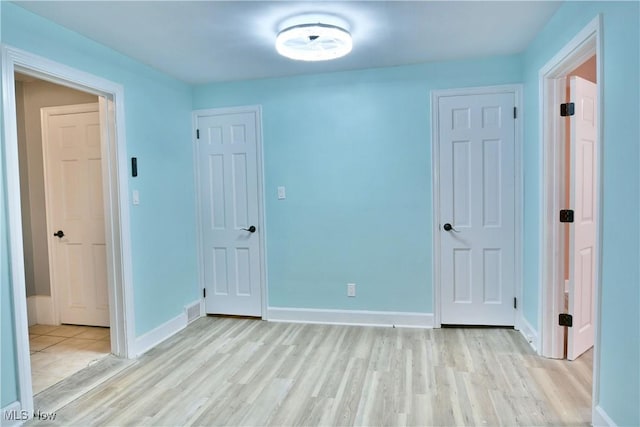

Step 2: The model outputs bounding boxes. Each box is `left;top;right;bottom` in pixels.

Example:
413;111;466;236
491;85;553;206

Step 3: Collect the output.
522;2;639;425
1;205;19;408
1;3;199;335
193;56;522;313
1;0;21;408
3;2;637;424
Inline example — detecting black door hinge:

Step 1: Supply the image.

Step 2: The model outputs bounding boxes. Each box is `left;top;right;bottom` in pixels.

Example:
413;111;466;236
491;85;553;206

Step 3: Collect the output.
196;129;200;139
559;313;573;327
514;297;517;309
203;288;206;298
560;102;575;117
513;107;517;119
560;209;574;223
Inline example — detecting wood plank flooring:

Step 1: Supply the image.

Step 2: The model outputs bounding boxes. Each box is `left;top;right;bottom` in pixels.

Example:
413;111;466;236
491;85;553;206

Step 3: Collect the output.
28;316;592;426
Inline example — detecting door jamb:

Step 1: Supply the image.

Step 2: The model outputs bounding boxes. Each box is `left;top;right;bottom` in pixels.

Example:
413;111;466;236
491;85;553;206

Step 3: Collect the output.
537;14;603;421
192;106;269;318
1;45;136;416
431;84;523;328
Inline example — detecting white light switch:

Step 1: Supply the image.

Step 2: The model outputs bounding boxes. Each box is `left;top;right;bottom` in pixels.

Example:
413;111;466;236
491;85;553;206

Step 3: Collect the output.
277;186;286;200
132;190;140;205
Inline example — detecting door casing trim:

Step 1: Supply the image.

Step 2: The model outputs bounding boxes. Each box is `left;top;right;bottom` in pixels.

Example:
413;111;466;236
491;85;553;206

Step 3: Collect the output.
537;15;603;420
1;45;136;417
431;84;523;329
192;106;269;318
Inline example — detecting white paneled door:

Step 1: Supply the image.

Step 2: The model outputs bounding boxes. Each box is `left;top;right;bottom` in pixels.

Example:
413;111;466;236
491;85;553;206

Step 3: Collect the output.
43;103;109;327
567;76;597;360
438;91;516;325
196;108;263;317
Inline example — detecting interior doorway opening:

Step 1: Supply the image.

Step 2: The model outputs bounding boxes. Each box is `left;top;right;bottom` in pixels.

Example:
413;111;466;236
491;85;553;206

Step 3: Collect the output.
538;15;604;425
2;46;135;418
14;72;112;394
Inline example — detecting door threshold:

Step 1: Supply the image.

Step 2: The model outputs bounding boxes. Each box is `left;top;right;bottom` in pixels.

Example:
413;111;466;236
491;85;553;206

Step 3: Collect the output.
33;355;136;415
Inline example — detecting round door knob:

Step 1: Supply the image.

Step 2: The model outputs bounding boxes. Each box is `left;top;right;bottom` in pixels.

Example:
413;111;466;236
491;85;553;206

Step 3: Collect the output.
242;225;256;233
53;230;65;238
443;223;453;231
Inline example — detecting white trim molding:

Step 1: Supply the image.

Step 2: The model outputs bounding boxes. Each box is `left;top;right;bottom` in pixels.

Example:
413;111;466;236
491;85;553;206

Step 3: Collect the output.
26;295;56;326
267;307;434;328
592;405;617;427
431;84;523;328
1;45;136;417
133;311;188;357
27;297;38;327
515;314;539;352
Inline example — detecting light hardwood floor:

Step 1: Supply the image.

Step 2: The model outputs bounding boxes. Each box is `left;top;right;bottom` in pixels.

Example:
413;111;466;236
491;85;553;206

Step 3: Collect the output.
29;316;592;426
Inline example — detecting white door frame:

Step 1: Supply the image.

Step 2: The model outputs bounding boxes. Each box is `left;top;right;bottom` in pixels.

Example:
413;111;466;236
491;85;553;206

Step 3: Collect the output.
431;84;523;329
1;45;136;416
192;106;269;318
537;15;603;423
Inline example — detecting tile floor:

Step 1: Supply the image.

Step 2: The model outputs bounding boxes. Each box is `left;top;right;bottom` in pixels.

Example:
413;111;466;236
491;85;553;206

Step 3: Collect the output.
29;324;111;394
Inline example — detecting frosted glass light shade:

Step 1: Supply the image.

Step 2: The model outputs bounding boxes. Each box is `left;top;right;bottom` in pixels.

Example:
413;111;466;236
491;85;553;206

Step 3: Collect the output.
275;23;352;61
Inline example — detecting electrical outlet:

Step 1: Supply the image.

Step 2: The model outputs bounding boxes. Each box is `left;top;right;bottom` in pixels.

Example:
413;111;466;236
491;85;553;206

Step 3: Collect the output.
347;283;356;297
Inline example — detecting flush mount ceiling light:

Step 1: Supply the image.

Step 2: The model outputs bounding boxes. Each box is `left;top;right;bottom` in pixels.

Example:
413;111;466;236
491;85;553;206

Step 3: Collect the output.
275;23;353;61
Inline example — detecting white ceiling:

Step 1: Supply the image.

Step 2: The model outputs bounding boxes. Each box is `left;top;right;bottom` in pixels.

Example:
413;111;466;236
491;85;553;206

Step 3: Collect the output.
13;1;562;85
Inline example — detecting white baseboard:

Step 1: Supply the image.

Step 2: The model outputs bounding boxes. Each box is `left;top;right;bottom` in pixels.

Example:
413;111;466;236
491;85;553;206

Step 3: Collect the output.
133;311;187;357
1;401;29;426
27;297;37;326
267;307;434;328
26;296;56;326
516;314;538;352
592;405;617;427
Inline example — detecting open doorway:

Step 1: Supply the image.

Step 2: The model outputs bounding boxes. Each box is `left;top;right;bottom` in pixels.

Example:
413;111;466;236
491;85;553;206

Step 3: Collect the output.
15;73;111;394
2;46;135;417
538;16;604;425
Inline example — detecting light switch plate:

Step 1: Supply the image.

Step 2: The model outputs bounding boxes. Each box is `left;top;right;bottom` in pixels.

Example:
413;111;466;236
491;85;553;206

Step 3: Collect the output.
277;186;286;200
347;283;356;297
132;190;140;205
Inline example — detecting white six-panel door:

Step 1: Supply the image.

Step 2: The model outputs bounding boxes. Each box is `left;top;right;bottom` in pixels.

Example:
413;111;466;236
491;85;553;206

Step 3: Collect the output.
567;76;597;360
196;109;263;317
438;92;516;325
43;103;110;327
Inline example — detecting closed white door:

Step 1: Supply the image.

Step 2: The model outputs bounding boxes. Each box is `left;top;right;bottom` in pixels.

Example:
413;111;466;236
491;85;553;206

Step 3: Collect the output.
43;103;109;327
567;76;597;360
196;109;263;317
438;92;516;325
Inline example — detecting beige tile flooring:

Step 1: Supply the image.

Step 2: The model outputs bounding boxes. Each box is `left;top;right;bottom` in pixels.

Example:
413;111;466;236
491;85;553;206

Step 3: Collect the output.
29;324;111;394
